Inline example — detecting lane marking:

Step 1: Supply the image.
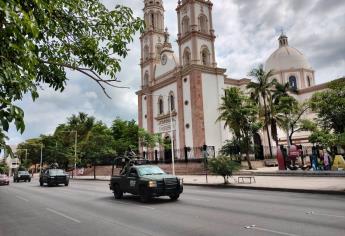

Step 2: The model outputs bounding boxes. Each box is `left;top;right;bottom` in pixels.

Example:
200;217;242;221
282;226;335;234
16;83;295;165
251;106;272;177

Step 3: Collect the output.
15;195;29;202
244;225;300;236
306;211;345;219
46;208;81;223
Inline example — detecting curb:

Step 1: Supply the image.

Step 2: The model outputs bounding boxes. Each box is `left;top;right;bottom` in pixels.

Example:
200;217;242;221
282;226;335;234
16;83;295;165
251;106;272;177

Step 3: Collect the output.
184;183;345;195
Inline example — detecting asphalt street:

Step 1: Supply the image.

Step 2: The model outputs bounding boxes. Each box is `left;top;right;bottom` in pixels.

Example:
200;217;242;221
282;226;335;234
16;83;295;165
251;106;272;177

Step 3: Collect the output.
0;179;344;236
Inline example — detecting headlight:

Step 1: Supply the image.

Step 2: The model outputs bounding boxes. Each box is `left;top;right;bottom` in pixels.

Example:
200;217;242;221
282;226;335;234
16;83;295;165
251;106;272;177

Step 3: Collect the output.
179;178;183;185
148;181;157;188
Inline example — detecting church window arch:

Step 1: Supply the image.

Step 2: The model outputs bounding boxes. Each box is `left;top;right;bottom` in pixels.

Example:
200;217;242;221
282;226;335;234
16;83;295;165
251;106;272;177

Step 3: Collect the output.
198;14;208;33
169;91;175;111
307;76;311;87
201;46;210;66
144;45;149;60
156;44;162;60
289;75;298;91
143;71;149;86
158;96;164;115
182;16;190;35
183;47;191;66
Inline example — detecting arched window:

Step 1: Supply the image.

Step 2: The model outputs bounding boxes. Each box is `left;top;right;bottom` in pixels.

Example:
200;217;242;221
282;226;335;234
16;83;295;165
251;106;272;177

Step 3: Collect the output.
158;96;164;115
169;92;175;111
289;76;298;90
201;47;210;65
151;13;155;29
182;16;190;35
307;76;311;87
183;47;191;66
156;44;162;60
144;45;149;60
143;71;149;86
199;14;208;33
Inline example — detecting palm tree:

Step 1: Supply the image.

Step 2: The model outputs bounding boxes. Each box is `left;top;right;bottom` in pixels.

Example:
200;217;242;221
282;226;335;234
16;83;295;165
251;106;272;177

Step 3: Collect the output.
218;88;261;170
247;64;276;159
271;82;290;146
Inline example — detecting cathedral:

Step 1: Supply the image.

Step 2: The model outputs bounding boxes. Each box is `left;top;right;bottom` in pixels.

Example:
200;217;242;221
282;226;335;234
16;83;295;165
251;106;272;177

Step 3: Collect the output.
136;0;328;160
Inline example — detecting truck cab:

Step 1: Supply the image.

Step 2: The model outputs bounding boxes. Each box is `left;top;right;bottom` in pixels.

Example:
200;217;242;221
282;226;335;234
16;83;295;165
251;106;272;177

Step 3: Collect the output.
110;165;183;202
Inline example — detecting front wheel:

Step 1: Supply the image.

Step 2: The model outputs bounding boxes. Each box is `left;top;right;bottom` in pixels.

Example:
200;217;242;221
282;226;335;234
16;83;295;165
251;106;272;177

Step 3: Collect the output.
39;181;43;186
64;182;69;186
140;188;151;203
169;194;180;201
113;185;123;199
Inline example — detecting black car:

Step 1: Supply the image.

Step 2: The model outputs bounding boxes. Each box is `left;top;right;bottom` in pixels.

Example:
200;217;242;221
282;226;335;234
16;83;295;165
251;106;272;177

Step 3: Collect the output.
110;165;183;202
39;169;69;187
13;171;31;182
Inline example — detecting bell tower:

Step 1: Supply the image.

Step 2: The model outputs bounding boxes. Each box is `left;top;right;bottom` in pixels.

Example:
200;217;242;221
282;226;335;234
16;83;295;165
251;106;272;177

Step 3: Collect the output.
176;0;216;68
140;0;166;88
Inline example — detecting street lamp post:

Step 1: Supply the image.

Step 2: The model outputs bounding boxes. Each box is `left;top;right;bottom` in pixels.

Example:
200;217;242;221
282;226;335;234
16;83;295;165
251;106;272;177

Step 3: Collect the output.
144;93;175;175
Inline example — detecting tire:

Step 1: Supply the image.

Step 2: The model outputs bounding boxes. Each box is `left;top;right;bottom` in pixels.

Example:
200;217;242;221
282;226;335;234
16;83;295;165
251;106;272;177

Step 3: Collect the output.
139;187;151;203
28;179;31;182
113;185;123;199
169;194;180;201
40;181;43;186
64;182;69;186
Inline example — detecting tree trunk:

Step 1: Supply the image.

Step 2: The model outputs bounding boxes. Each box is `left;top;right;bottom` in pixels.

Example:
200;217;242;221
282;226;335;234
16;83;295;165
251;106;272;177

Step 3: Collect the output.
93;165;96;180
245;139;253;170
263;98;273;159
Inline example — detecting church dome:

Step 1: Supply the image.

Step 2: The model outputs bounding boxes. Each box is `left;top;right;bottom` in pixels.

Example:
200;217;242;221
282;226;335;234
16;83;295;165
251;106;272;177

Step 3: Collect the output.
265;34;312;72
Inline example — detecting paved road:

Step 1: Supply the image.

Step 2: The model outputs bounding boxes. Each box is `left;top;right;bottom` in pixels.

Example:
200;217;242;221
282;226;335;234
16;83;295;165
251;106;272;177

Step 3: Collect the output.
1;179;344;236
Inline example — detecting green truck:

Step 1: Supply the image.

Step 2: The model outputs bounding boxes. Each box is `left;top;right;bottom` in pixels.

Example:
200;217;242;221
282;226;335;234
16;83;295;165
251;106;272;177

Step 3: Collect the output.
109;164;183;202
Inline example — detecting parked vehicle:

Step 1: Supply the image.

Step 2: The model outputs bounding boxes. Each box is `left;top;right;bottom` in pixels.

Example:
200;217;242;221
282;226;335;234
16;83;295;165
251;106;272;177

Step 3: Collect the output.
110;164;183;202
13;171;31;182
39;169;69;187
0;174;10;185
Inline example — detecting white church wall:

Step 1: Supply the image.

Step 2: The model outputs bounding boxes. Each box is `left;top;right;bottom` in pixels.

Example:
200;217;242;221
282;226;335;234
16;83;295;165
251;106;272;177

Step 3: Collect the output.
202;73;223;152
152;83;180;150
155;54;177;78
182;75;193;148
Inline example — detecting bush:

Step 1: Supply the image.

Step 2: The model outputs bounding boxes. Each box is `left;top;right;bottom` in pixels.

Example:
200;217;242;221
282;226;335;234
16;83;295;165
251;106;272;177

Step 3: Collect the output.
208;155;241;184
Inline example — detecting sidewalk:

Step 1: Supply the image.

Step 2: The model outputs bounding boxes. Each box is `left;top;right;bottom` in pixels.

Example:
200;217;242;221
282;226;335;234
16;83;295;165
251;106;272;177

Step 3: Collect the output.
180;175;345;194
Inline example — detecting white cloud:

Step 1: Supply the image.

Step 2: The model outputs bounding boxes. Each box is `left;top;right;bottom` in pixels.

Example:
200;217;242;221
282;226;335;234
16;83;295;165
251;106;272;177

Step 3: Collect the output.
7;0;345;144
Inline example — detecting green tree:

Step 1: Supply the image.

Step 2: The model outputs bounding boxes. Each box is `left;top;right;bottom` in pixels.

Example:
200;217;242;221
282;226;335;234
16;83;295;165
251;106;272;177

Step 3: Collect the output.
138;128;162;152
80;122;116;179
208;155;241;184
17;138;43;172
111;118;139;155
0;0;144;150
0;159;9;174
310;78;345;134
217;87;261;169
247;64;276;159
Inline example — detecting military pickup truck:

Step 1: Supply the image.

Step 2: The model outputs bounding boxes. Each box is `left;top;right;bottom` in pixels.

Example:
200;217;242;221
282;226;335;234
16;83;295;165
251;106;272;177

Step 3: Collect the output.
109;165;183;202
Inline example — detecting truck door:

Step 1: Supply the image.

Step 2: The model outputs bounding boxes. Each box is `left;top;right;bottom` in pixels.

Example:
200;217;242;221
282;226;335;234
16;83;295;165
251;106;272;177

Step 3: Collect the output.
126;168;139;194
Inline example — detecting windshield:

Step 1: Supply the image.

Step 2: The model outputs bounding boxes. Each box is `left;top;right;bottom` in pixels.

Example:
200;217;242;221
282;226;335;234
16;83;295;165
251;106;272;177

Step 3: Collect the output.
49;169;65;175
137;166;165;176
18;171;29;175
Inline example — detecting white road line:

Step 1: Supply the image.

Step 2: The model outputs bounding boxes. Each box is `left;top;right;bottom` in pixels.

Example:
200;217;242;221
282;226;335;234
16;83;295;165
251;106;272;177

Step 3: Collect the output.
245;225;300;236
306;211;345;219
46;208;81;223
15;195;29;202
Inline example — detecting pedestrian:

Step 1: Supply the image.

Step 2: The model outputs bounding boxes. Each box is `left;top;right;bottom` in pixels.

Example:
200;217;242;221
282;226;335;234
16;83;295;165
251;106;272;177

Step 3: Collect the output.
323;150;331;170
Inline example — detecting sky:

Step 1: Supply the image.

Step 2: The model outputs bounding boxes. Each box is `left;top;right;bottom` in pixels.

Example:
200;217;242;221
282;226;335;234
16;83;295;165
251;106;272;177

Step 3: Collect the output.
7;0;345;145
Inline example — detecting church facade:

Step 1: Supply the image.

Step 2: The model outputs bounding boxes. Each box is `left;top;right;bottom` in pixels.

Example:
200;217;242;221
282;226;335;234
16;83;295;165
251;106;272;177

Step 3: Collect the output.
136;0;328;159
